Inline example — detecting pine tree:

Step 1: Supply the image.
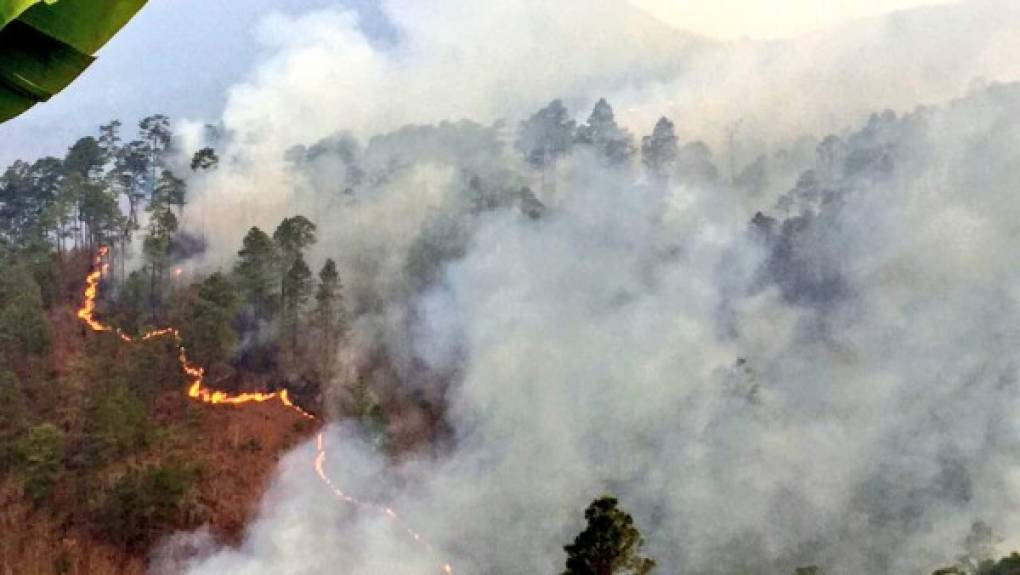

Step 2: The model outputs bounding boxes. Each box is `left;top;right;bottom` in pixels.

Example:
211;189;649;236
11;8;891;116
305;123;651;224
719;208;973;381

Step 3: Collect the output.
142;170;181;317
516;99;576;193
273;215;317;263
139;114;172;195
0;264;52;359
350;376;388;447
273;215;317;316
311;258;348;382
64;137;104;179
576;99;635;167
177;272;239;373
234;227;279;320
190;147;219;171
98;120;122;167
0;369;26;472
281;254;312;362
118;139;151;230
16;424;65;507
641;117;679;186
563;497;655;575
0;158;62;246
157;169;187;219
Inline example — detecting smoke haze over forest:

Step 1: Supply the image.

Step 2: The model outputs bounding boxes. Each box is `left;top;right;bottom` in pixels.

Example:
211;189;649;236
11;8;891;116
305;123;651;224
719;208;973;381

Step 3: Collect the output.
8;1;1020;574
123;1;1020;574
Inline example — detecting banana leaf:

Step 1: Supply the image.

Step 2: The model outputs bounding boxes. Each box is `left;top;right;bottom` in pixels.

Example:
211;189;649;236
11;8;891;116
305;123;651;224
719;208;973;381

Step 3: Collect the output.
0;0;146;123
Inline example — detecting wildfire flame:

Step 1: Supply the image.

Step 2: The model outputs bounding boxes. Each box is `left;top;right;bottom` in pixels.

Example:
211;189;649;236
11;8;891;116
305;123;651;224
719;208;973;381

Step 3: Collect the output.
313;433;454;574
76;246;111;333
78;247;452;573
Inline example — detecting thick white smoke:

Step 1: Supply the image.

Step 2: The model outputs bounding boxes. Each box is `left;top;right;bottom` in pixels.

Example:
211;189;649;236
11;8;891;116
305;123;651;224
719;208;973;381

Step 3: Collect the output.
183;0;1020;266
164;1;1020;573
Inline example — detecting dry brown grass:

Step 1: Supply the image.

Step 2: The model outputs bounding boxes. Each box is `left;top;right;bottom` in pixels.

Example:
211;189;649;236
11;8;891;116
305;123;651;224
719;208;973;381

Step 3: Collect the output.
0;250;320;573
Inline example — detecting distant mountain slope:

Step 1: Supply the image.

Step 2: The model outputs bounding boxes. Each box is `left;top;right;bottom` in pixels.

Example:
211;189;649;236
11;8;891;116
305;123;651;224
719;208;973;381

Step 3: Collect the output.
627;0;1020;146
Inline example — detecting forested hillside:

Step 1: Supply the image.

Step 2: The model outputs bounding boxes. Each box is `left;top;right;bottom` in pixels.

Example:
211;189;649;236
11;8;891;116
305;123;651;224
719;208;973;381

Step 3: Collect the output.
7;86;1020;574
0;116;400;573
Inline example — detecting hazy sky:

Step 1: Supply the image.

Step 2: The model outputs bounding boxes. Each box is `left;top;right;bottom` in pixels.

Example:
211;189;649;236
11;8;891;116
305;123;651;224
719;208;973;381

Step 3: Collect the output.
0;0;389;166
0;0;957;166
630;0;955;39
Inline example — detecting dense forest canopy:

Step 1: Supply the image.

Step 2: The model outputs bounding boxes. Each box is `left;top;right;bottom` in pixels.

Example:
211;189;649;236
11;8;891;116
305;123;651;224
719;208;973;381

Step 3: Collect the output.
5;79;1020;574
7;3;1020;573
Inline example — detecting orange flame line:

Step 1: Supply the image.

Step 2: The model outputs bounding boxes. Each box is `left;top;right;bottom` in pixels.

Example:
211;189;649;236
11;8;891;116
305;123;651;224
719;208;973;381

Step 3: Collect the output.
76;247;314;419
314;432;453;574
77;247;452;573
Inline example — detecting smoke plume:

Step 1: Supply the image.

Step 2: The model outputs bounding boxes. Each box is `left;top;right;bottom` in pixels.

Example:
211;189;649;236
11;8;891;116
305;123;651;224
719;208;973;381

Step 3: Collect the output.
162;1;1020;573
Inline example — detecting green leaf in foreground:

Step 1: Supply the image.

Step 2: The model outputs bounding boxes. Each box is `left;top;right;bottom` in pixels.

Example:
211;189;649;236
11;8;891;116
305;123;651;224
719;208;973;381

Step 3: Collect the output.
0;0;147;123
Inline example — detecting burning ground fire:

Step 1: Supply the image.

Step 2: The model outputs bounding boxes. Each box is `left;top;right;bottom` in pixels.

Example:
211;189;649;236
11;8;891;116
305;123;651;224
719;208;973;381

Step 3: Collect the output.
78;246;453;574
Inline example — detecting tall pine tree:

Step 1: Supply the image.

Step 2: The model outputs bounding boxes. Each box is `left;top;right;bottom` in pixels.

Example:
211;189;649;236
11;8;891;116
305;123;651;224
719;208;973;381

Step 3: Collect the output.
311;258;348;383
641;117;678;187
576;99;634;167
281;254;312;364
234;227;279;321
563;497;655;575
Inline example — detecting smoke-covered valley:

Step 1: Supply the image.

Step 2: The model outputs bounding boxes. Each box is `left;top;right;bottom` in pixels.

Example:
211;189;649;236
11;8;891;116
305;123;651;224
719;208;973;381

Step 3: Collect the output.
147;1;1020;573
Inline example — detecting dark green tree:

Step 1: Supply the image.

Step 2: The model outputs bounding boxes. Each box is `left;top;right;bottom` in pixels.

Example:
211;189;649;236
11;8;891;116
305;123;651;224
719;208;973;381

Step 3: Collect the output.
281;254;312;361
15;423;65;507
576;99;635;167
95;463;196;552
116;139;152;230
143;170;181;317
114;270;149;336
0;369;27;471
273;215;317;264
0;158;62;245
310;258;348;381
641;117;678;186
45;169;79;254
84;378;149;465
190;147;219;171
106;136;142;281
0;368;26;431
139;114;172;195
60;136;122;251
177;272;239;372
0;161;36;243
98;119;123;166
76;175;122;251
350;376;388;447
28;157;65;243
64;136;104;179
156;169;186;219
234;226;279;320
937;552;1020;575
980;553;1020;575
274;215;317;317
197;270;239;311
515;99;576;192
563;497;655;575
0;263;52;359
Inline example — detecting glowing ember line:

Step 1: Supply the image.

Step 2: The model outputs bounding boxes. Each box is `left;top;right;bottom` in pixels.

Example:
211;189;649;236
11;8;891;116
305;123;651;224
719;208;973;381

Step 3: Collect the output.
76;247;313;418
76;246;111;333
314;432;454;574
77;247;452;573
